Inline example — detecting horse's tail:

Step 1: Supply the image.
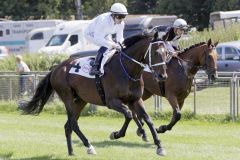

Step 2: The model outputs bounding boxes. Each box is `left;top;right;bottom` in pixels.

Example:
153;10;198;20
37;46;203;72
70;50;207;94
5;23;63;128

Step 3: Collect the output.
22;71;53;115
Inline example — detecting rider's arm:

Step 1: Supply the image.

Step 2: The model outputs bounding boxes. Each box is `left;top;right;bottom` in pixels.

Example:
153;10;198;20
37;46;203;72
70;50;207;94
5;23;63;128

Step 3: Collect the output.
116;22;124;44
172;37;181;51
94;16;115;49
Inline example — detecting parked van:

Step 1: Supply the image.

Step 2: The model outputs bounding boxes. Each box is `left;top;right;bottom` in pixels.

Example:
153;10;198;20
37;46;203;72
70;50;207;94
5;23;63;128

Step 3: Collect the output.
216;41;240;72
124;15;177;38
25;27;56;53
0;20;64;54
38;20;98;55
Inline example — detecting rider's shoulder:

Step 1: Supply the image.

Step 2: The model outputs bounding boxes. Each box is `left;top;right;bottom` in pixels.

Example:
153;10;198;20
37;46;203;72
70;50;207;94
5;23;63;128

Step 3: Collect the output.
156;25;172;32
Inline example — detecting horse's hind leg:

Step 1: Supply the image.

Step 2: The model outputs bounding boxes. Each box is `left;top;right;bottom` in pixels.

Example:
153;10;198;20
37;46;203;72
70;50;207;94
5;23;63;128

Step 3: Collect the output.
60;91;96;155
64;99;87;155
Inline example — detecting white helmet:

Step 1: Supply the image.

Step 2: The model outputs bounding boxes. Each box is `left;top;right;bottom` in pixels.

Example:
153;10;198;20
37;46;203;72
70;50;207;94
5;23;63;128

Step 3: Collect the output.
173;18;188;29
110;3;128;15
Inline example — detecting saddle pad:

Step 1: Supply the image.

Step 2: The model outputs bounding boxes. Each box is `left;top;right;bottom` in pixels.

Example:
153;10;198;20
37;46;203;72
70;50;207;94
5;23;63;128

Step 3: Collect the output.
69;57;95;79
69;49;117;78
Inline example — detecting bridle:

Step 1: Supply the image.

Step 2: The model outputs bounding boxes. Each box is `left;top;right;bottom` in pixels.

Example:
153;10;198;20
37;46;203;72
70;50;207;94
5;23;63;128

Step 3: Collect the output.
174;44;216;76
119;40;167;81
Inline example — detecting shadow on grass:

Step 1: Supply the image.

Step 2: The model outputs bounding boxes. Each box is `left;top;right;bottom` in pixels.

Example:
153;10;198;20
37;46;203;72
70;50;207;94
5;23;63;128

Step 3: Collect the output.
0;152;70;160
73;139;153;148
0;152;13;159
12;155;69;160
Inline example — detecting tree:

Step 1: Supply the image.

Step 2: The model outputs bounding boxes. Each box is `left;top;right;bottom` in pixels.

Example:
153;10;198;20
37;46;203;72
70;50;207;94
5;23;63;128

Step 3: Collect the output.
128;0;157;14
82;0;127;19
0;0;60;20
155;0;240;30
155;0;214;30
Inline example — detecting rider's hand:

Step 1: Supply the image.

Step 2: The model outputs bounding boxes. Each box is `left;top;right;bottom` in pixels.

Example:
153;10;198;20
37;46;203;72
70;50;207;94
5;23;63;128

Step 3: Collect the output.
172;51;179;57
112;43;121;51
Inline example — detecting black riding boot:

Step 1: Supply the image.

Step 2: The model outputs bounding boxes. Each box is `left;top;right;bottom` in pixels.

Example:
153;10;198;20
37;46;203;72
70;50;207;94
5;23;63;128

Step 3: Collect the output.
89;47;107;75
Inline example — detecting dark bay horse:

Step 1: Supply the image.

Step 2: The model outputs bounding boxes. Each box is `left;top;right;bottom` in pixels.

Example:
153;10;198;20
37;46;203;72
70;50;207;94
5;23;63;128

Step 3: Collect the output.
134;39;218;141
21;33;167;156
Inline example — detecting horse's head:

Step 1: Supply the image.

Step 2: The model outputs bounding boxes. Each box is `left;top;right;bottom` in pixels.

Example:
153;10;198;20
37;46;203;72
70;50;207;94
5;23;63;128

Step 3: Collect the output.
145;31;168;82
121;32;168;82
199;39;218;81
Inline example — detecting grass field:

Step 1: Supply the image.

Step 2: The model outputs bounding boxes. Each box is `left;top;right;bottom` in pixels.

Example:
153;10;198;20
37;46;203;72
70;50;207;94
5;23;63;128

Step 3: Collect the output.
0;112;240;160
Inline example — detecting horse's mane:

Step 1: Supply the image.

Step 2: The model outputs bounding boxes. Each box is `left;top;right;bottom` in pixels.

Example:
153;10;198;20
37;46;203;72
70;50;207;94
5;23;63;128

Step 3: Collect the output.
123;34;149;49
180;42;206;54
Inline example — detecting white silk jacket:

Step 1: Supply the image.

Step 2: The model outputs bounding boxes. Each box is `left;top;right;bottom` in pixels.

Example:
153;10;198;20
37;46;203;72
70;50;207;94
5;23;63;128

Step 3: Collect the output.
84;12;124;49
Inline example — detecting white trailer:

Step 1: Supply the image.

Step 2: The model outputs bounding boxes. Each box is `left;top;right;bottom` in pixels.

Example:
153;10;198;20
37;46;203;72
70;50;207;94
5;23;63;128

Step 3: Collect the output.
38;20;98;55
209;10;240;29
0;20;64;54
25;27;56;53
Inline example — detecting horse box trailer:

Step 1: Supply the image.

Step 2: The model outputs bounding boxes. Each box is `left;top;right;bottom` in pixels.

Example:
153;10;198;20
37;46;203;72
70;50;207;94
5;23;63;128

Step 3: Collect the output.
25;27;56;53
38;20;98;55
0;20;64;54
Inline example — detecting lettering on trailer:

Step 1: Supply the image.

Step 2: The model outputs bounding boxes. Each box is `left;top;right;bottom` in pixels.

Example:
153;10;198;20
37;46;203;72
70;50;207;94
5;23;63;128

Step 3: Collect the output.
12;29;32;34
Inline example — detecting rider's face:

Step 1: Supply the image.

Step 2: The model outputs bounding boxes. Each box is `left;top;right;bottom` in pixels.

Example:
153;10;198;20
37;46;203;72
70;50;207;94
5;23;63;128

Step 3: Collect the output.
174;28;185;36
114;15;126;24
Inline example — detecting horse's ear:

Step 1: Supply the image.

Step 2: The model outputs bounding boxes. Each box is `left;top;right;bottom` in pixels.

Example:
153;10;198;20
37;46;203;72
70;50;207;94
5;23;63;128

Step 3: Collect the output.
207;38;212;46
214;41;219;47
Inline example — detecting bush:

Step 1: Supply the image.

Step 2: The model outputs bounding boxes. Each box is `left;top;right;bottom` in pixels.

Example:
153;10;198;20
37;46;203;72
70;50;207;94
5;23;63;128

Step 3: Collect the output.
180;23;240;48
0;53;68;71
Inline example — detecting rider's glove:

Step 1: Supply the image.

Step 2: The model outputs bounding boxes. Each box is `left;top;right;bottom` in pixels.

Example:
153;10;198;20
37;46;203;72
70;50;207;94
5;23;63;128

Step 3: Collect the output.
172;51;179;57
112;43;121;51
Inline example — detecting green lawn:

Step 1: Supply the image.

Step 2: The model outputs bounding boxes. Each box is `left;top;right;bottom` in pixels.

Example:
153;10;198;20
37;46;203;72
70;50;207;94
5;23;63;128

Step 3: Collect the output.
0;113;239;160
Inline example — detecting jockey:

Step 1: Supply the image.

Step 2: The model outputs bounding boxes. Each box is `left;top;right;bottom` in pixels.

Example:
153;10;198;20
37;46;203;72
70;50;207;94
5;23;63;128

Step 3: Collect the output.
158;18;189;57
84;3;128;75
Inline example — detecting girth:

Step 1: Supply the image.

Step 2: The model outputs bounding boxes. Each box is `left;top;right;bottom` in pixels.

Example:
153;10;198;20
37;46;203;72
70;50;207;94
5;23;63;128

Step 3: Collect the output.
95;75;106;105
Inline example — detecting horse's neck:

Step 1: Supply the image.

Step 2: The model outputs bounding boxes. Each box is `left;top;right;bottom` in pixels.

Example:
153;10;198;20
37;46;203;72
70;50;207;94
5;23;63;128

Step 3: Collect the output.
178;46;204;77
123;40;150;75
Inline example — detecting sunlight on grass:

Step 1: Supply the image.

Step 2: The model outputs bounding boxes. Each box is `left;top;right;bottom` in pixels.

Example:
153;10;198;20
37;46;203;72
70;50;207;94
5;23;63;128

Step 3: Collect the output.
0;113;239;160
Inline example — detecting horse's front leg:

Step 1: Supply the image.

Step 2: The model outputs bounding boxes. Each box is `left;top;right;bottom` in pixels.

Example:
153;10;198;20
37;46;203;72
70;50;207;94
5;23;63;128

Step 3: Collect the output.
135;99;166;156
107;99;133;139
157;97;182;133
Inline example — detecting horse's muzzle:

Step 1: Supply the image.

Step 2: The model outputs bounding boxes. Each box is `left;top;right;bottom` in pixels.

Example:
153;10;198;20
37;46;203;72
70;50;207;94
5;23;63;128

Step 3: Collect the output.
208;72;218;81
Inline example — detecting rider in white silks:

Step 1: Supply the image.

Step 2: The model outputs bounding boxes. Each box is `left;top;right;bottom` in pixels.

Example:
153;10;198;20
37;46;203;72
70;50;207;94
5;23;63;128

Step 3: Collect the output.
158;18;189;58
84;3;128;75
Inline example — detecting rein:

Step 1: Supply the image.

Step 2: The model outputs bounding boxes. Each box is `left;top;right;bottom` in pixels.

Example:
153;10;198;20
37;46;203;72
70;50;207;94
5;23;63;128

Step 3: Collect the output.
120;51;143;82
175;46;210;70
119;40;166;82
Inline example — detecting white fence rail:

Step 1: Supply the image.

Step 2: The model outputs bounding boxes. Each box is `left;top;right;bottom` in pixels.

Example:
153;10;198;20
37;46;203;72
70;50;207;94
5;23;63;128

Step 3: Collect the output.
0;71;239;120
154;72;240;120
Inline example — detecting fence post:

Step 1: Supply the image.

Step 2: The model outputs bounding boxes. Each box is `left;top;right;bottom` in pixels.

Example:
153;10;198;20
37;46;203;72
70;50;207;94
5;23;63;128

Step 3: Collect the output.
237;78;239;117
154;95;163;113
193;78;197;115
230;74;238;121
9;77;13;100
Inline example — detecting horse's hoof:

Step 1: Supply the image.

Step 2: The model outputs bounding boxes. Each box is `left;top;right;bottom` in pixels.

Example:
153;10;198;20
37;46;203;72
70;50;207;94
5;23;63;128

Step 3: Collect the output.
87;145;97;155
136;128;142;137
110;132;117;140
68;152;74;156
156;147;166;156
157;125;167;133
142;136;149;142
